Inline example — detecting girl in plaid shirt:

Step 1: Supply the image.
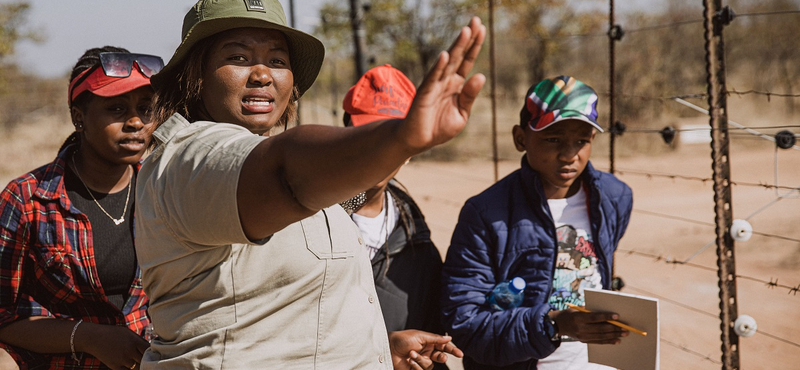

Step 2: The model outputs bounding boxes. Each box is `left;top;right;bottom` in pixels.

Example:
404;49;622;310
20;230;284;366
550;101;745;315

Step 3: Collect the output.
0;46;161;370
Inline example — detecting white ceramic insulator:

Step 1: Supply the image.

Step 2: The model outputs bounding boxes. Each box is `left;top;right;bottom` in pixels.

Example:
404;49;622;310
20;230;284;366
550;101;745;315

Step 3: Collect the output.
734;315;757;338
730;219;753;242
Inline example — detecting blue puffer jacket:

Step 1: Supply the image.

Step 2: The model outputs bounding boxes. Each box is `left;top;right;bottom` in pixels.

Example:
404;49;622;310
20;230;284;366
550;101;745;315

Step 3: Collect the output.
441;158;633;369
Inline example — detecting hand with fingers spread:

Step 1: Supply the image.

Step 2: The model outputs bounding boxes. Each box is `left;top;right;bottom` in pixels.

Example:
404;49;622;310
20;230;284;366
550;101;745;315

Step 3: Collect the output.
551;309;629;344
398;16;487;152
389;330;464;370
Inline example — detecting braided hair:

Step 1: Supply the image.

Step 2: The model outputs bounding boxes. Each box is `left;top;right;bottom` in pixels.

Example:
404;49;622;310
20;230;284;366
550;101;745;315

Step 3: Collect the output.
69;45;130;108
60;46;131;153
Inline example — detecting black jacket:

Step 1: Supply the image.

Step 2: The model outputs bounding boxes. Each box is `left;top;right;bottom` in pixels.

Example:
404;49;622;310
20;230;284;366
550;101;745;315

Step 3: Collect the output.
371;181;448;368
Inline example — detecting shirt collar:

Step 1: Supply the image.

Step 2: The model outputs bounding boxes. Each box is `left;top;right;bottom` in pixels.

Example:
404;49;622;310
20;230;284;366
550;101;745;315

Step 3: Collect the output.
34;144;73;202
153;113;192;145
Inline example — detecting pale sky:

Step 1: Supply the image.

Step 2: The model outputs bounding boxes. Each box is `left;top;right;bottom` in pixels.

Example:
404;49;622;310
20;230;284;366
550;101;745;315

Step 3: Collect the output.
5;0;664;79
5;0;328;78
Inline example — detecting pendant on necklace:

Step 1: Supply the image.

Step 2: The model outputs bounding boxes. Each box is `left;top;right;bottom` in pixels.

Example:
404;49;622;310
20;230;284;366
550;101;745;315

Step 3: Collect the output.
113;217;125;225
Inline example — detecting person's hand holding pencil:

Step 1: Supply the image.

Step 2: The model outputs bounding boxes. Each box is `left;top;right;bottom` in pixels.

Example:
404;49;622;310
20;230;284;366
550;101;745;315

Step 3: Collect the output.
565;303;647;336
548;304;631;345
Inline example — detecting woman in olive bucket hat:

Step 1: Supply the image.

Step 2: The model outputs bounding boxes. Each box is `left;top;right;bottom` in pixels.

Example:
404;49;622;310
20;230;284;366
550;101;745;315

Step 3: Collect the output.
135;0;485;368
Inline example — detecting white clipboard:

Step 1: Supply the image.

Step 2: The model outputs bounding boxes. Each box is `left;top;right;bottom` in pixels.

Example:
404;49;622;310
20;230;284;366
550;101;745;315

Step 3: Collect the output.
584;288;660;370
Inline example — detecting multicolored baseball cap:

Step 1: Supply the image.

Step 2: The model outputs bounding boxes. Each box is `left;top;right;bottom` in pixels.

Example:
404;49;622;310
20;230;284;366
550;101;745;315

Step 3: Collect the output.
519;76;603;132
343;64;416;127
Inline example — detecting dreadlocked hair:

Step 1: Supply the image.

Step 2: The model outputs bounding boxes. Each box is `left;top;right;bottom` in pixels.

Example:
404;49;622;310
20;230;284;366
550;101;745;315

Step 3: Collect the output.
69;46;130;109
149;43;207;132
386;179;415;245
378;179;416;277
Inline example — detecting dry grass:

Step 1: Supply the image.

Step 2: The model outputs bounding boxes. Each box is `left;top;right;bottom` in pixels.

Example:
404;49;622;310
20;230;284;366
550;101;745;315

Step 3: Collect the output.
0;111;72;185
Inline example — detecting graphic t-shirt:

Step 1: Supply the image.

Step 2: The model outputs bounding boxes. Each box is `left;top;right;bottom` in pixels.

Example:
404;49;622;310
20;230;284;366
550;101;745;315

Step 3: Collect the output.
547;187;601;311
538;186;614;370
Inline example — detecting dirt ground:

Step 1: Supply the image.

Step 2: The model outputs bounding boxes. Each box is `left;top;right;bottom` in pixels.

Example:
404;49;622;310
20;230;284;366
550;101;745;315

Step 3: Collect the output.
2;117;798;369
395;140;800;370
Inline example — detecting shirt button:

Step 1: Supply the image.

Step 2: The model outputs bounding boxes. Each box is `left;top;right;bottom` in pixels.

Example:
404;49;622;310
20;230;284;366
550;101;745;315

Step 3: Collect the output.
358;237;364;245
368;295;375;303
379;354;384;363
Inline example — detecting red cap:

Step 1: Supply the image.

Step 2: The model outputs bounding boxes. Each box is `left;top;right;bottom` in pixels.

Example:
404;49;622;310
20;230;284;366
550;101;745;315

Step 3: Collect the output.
342;64;416;127
68;64;152;106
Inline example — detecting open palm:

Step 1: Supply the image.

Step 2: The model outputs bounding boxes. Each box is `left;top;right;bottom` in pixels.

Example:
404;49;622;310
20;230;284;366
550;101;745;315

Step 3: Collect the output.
400;17;487;151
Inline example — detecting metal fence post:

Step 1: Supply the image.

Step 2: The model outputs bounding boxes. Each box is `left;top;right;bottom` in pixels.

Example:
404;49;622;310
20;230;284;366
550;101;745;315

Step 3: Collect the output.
702;1;740;368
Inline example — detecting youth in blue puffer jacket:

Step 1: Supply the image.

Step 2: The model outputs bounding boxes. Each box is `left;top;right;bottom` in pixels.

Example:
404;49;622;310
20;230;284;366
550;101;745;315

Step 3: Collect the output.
441;76;633;369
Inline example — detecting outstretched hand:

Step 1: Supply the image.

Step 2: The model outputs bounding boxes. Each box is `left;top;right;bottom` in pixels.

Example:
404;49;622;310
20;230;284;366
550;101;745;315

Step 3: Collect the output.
389;330;464;370
399;16;486;152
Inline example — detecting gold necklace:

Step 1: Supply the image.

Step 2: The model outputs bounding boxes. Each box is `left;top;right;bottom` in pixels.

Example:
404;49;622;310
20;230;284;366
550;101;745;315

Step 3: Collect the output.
71;155;132;226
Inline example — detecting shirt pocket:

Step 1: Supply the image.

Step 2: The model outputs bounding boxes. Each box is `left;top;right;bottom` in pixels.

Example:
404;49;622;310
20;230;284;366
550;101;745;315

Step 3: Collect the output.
33;244;78;302
301;209;356;260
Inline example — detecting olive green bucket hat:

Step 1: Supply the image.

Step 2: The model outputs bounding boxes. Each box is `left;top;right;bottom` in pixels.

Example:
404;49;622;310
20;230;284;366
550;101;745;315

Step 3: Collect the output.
152;0;325;97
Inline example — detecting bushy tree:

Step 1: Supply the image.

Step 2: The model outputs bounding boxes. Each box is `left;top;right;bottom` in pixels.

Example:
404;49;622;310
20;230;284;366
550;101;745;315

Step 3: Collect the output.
726;0;800;115
316;0;605;99
0;2;41;60
316;0;481;83
1;1;49;128
613;0;707;122
495;0;604;88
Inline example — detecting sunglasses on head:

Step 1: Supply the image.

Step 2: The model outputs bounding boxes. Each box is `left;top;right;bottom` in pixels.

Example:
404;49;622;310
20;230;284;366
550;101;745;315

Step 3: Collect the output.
98;52;165;78
68;52;165;106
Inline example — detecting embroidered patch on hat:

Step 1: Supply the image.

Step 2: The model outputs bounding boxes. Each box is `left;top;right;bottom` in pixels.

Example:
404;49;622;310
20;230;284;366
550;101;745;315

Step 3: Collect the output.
244;0;266;11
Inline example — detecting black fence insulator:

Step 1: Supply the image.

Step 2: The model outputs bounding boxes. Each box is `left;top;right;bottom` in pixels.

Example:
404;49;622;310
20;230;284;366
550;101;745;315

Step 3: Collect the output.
714;6;736;33
609;120;626;135
775;130;796;149
608;24;625;41
660;126;677;144
611;276;625;291
718;6;737;25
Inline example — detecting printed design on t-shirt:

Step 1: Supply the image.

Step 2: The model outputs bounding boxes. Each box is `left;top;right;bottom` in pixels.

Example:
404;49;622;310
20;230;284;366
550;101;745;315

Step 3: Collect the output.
548;225;602;310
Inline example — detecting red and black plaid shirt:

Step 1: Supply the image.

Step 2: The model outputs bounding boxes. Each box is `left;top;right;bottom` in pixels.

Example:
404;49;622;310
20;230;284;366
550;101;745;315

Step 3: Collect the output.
0;145;149;369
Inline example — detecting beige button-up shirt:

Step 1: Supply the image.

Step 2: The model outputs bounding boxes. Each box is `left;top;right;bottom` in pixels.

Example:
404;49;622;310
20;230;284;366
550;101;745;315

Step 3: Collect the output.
136;114;391;369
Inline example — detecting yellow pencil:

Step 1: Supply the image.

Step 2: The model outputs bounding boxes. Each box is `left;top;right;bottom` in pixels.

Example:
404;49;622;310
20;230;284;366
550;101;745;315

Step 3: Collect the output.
565;303;648;336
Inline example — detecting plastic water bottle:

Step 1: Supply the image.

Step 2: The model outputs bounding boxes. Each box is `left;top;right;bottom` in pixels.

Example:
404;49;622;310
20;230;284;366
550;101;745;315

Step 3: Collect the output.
486;277;526;310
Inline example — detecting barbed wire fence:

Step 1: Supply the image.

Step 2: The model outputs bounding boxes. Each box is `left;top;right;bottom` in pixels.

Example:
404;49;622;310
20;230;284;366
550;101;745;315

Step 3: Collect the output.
178;1;800;367
356;5;799;364
238;3;785;361
1;1;798;369
389;2;800;369
297;3;800;367
529;2;800;368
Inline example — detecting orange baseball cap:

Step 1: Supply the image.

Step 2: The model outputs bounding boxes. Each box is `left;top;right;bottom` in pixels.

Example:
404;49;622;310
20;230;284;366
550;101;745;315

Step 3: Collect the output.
342;64;416;127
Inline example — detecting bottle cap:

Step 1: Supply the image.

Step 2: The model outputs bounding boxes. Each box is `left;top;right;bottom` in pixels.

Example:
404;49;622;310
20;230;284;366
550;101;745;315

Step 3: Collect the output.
509;277;526;294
